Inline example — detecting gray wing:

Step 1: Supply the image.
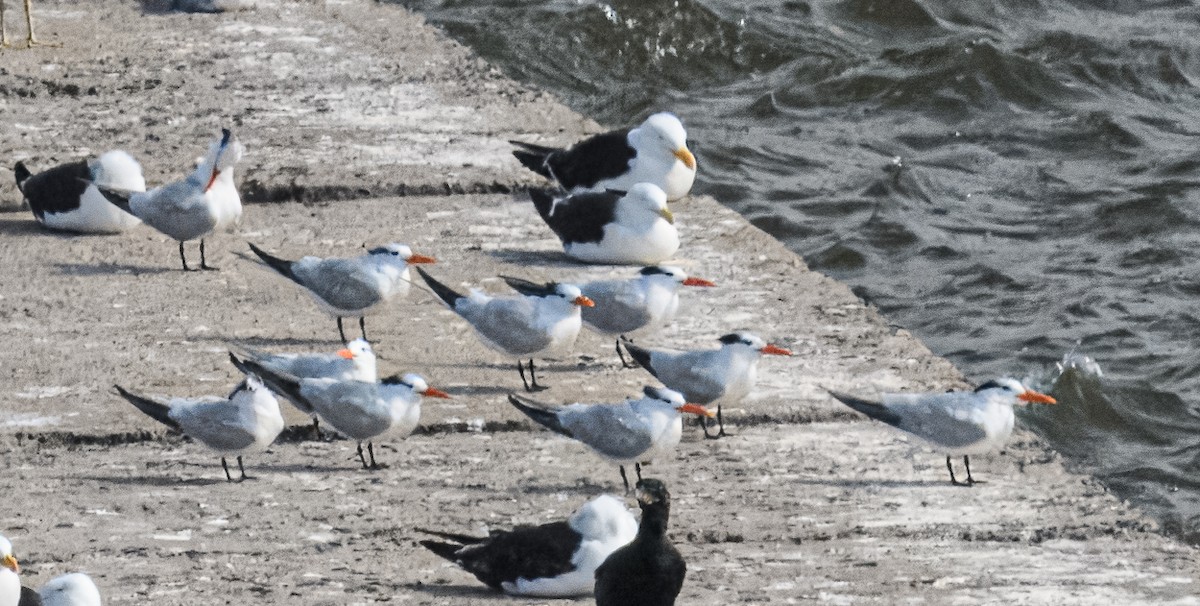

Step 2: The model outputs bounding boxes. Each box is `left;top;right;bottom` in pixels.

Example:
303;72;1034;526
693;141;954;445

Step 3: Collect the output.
459;296;552;355
264;352;348;379
649;349;728;404
581;280;651;334
291;257;384;312
130;180;215;241
170;398;257;451
558;403;653;460
300;380;389;440
881;392;989;449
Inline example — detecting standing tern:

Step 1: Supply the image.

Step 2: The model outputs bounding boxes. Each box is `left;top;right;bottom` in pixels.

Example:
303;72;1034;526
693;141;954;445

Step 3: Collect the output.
624;332;793;438
825;378;1057;486
528;184;678;265
37;574;101;606
508;387;713;492
230;354;449;469
14;150;144;233
233;338;376;436
579;266;715;367
418;494;638;597
593;478;686;606
249;242;435;343
114;375;284;482
511;113;696;201
99;129;244;271
417;268;593;392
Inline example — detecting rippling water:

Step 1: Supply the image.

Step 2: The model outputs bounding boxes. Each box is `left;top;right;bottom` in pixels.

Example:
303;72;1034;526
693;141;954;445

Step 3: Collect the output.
394;0;1200;542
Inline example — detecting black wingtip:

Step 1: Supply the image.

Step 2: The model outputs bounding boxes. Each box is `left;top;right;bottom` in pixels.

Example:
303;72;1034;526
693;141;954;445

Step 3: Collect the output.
418;540;463;563
622;343;655;374
114;384;181;431
824;388;903;427
416;267;465;308
247;242;297;282
94;184;134;213
528;188;557;221
507;393;570;437
501;275;556;298
14;161;32;192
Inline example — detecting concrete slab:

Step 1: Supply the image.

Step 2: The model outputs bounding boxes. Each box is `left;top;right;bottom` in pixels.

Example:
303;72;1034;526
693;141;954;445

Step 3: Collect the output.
0;0;1197;604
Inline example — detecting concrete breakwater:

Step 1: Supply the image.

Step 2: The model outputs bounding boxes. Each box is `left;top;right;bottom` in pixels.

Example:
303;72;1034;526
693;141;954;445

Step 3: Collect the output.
1;1;1197;603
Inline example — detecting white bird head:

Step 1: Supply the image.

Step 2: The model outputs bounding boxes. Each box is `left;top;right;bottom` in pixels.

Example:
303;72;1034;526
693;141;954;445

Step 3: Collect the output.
556;283;595;308
717;332;793;357
196;128;245;192
640;265;716;287
367;243;437;265
384;373;451;399
641;386;714;418
569;494;638;541
340;338;374;360
639;112;695;171
39;573;103;606
0;535;16;574
976;378;1057;405
620;183;673;224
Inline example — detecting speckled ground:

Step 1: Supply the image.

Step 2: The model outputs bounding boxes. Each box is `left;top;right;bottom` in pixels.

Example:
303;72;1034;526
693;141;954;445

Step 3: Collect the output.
0;1;1197;604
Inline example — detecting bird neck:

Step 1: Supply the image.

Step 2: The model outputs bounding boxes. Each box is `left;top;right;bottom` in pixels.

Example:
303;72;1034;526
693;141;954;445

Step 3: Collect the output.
637;503;670;539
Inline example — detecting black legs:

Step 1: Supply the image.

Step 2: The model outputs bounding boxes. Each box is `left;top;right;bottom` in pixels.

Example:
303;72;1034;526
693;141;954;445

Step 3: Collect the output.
947;455;979;487
518;359;548;392
221;456;248;482
199;239;218;270
337;317;368;344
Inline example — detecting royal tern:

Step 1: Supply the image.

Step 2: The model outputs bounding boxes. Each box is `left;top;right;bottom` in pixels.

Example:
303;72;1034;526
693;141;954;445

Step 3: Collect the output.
419;494;637;597
508;387;713;492
511;113;696;201
579;266;715;367
233;338;376;436
231;354;449;469
624;332;792;438
38;574;100;606
99;129;244;271
114;375;284;482
1;535;21;606
594;478;686;606
249;242;435;343
14;151;144;233
418;268;593;392
825;378;1057;486
528;184;679;265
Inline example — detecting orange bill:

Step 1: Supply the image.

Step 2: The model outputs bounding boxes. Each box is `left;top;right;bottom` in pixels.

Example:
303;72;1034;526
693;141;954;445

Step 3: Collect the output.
682;277;716;287
1018;391;1057;404
674;147;697;170
761;344;793;356
574;295;595;308
422;387;452;399
337;348;355;360
678;403;716;418
1;554;18;574
407;254;437;264
204;168;221;192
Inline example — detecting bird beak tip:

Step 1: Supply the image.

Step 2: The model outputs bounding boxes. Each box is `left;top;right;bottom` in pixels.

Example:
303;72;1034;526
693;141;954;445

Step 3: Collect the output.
575;296;595;308
336;349;354;360
762;344;793;356
424;387;452;399
408;254;437;264
674;148;696;170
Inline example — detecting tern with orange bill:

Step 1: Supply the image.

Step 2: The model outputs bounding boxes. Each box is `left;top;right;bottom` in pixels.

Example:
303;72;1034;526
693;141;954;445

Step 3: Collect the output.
232;338;376;436
511;112;697;201
114;375;284;482
248;242;435;343
230;353;449;470
99;128;244;271
418;268;594;392
623;332;793;438
578;266;716;367
508;387;715;492
825;378;1057;486
1;535;22;606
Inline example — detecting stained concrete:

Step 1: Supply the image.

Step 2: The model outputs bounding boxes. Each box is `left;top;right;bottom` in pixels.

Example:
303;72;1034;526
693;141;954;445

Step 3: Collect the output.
0;0;1197;604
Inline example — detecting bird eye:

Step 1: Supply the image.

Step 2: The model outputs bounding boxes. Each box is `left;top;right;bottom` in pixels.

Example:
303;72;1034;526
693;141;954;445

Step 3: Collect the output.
392;251;400;256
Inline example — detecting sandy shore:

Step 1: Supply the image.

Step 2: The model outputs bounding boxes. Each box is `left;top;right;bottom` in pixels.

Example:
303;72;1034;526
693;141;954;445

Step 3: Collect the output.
1;0;1197;604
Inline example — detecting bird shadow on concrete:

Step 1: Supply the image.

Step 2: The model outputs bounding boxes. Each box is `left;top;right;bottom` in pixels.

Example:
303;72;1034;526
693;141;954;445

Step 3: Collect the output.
514;480;614;496
53;262;174;276
194;333;338;348
400;583;518;600
485;248;588;269
78;474;229;487
443;385;519;397
267;463;361;474
0;219;56;237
